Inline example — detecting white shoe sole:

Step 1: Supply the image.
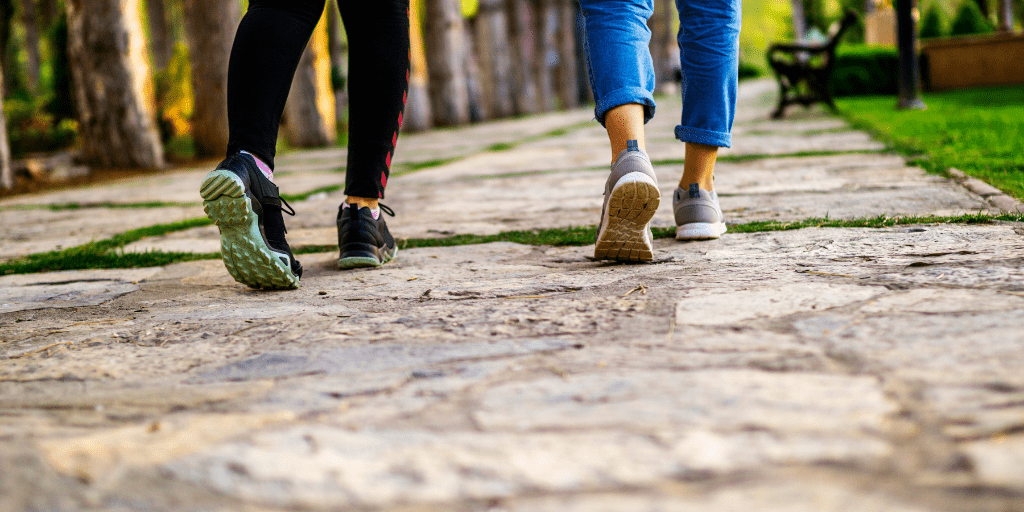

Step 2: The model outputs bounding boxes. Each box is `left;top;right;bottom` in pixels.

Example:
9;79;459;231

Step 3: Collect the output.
201;169;299;290
595;172;660;262
676;221;727;240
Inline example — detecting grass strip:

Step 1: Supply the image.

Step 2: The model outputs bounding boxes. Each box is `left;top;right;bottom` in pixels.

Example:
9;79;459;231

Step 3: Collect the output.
4;212;1020;276
836;86;1024;201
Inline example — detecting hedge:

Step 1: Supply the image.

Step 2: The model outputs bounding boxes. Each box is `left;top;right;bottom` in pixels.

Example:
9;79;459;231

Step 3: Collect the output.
832;44;898;97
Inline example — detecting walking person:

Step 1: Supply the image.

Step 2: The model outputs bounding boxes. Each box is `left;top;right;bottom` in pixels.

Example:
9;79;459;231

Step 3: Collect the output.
583;0;739;262
199;0;408;289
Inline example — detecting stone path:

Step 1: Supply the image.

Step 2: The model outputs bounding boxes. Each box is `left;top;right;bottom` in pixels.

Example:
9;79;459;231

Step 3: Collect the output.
2;80;1023;511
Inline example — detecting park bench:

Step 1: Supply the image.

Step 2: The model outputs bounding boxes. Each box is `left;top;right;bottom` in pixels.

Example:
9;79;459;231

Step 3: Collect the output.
767;11;859;119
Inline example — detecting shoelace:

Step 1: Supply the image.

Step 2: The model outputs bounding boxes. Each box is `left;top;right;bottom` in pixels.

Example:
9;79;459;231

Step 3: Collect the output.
379;204;395;217
279;197;296;216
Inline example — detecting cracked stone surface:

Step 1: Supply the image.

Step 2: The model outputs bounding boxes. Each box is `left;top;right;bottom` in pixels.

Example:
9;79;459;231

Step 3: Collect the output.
1;79;1023;511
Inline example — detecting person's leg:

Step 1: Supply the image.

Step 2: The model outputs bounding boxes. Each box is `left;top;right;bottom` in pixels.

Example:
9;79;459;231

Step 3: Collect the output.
578;0;656;163
225;0;327;170
672;0;740;240
338;0;410;207
335;0;409;269
579;0;661;262
201;0;326;289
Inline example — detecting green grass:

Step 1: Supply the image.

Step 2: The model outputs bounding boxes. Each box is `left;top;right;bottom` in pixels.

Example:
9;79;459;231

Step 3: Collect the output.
4;213;1020;276
837;86;1024;200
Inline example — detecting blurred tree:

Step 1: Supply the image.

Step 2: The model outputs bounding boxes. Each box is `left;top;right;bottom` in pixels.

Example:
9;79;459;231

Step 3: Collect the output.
0;62;10;189
182;0;239;156
506;0;540;114
649;0;677;93
425;0;470;126
66;0;163;168
997;0;1014;30
283;8;335;147
555;0;578;108
18;0;40;92
404;0;432;131
972;0;988;18
1;0;14;95
45;12;72;121
473;0;514;119
791;0;806;38
146;0;174;70
919;3;946;38
951;0;992;35
325;0;347;130
533;0;557;111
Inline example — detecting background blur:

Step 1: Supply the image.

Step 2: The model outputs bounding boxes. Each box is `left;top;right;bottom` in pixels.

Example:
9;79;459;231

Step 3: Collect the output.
0;0;1021;194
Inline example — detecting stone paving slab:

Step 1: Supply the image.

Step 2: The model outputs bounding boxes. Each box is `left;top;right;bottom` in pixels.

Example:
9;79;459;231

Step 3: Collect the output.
2;79;1023;511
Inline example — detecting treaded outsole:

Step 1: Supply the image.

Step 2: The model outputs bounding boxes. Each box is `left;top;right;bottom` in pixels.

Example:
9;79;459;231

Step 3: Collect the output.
201;169;299;290
338;246;398;270
595;175;661;262
676;222;728;240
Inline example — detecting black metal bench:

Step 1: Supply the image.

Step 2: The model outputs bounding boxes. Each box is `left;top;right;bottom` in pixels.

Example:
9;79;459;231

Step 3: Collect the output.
767;11;859;119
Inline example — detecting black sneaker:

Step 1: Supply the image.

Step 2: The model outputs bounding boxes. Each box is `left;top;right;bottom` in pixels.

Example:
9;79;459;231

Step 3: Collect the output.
337;203;397;269
200;153;302;289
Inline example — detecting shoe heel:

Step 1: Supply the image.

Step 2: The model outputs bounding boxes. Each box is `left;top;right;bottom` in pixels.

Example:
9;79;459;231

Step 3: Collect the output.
595;178;661;262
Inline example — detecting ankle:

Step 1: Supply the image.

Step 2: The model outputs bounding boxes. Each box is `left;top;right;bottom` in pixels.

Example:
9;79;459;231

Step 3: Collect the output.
346;196;379;210
679;178;715;192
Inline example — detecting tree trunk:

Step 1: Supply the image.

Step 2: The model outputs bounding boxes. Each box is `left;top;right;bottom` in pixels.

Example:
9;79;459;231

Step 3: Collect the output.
574;5;592;104
648;0;668;92
18;0;40;92
283;10;336;147
181;0;238;157
424;0;469;126
533;0;557;111
1;0;15;95
404;0;432;131
0;62;12;189
36;0;54;28
555;0;578;109
463;17;484;122
473;0;513;119
66;0;163;169
998;0;1014;31
864;0;874;15
326;0;347;128
506;0;540;114
791;0;805;39
146;0;173;70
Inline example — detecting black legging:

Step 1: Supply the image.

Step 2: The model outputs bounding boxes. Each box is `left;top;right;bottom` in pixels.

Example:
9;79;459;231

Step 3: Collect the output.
226;0;410;199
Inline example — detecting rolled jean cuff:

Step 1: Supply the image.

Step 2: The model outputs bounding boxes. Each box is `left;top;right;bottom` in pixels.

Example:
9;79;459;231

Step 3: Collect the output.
675;125;731;148
594;87;656;127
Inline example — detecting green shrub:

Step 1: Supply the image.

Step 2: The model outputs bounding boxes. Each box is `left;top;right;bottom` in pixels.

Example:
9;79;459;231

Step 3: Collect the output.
5;97;78;156
919;4;947;39
950;0;992;36
738;61;762;81
831;45;898;97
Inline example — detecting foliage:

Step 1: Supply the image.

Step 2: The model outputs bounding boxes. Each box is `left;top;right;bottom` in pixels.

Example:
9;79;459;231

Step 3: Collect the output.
740;0;791;74
831;44;898;97
152;42;193;145
45;13;74;122
738;61;762;81
4;96;78;156
950;0;992;36
919;4;947;38
837;86;1024;200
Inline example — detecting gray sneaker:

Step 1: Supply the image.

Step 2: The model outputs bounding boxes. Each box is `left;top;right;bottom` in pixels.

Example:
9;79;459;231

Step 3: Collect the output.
674;184;727;240
595;140;660;262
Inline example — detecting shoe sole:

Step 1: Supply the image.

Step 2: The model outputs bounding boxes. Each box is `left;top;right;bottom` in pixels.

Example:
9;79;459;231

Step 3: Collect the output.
337;246;398;270
595;173;660;262
676;221;727;240
201;169;299;290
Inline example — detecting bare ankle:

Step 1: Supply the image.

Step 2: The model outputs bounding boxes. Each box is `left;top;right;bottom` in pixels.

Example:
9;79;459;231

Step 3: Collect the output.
346;196;379;209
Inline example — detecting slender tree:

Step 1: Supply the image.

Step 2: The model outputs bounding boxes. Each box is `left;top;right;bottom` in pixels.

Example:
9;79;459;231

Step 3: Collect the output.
533;0;557;111
66;0;164;168
555;0;578;109
0;62;11;189
506;0;540;114
404;0;432;131
791;0;806;39
326;0;347;128
998;0;1014;30
182;0;239;157
424;0;470;126
473;0;513;119
146;0;173;70
18;0;40;92
283;10;336;147
0;0;15;94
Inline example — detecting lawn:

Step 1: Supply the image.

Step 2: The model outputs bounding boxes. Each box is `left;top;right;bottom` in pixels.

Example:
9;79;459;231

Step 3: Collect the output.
836;86;1024;200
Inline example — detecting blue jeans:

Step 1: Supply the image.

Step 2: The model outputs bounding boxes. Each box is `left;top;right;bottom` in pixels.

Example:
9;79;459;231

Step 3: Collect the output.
578;0;741;147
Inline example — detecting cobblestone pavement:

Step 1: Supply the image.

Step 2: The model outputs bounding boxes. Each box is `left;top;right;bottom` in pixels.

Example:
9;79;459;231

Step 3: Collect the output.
2;80;1023;511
